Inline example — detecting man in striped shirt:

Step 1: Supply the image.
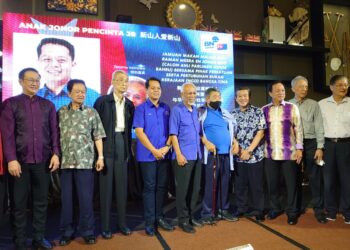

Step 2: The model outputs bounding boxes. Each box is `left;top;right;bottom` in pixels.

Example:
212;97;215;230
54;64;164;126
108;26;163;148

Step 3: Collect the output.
262;81;303;225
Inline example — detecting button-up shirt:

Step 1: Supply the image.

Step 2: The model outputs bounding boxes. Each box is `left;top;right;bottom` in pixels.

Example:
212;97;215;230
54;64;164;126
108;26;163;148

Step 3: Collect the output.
133;99;170;162
319;96;350;138
113;93;125;132
289;98;324;148
58;104;106;169
262;101;303;160
0;94;59;163
37;84;100;111
169;103;201;160
232;105;266;163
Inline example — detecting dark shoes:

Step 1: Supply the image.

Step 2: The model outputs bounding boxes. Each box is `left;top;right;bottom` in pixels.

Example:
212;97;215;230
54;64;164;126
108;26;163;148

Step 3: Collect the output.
190;218;203;227
157;218;174;231
201;216;217;225
217;210;239;222
101;231;113;239
83;235;96;244
32;238;54;250
255;215;265;222
179;222;196;233
145;226;155;236
267;211;283;220
315;213;327;224
59;235;74;246
119;226;132;236
326;213;337;221
287;216;298;225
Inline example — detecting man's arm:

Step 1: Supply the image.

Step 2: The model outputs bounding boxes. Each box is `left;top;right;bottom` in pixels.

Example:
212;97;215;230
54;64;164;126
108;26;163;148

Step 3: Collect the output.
292;104;303;164
94;139;104;171
314;102;324;162
48;103;60;172
135;128;164;160
240;130;264;160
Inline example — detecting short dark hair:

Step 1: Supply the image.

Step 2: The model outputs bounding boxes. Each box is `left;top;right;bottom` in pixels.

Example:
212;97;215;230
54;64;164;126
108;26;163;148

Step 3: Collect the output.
67;79;86;93
145;77;161;89
268;81;285;92
204;87;220;98
329;75;348;86
18;67;40;80
235;87;251;98
37;37;75;60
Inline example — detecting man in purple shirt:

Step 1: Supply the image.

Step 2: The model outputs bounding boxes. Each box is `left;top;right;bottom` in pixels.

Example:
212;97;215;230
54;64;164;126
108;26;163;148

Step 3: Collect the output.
133;77;174;236
170;82;202;233
0;68;60;250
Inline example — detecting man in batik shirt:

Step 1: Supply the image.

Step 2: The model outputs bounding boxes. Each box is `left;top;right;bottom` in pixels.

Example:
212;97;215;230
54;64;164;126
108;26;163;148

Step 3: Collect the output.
58;79;105;246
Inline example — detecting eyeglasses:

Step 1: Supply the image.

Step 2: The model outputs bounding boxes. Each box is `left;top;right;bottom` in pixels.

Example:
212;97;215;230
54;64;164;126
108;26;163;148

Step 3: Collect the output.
334;84;349;88
23;78;40;84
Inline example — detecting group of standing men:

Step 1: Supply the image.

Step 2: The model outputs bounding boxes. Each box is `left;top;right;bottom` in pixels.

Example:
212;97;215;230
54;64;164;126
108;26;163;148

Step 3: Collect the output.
0;66;349;250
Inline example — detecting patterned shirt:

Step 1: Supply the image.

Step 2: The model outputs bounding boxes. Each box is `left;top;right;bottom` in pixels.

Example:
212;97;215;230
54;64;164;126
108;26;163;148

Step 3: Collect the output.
232;105;266;163
58;104;106;169
262;101;303;160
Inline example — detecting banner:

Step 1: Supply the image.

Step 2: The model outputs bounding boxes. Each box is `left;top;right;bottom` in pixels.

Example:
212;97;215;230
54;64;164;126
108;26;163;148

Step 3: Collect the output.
2;12;234;110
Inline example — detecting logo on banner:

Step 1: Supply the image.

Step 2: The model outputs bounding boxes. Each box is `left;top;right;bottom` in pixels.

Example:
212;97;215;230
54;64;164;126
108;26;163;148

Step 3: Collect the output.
201;35;229;53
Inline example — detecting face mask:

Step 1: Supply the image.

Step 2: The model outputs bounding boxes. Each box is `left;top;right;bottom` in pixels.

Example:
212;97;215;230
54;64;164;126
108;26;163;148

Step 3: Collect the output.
209;101;221;110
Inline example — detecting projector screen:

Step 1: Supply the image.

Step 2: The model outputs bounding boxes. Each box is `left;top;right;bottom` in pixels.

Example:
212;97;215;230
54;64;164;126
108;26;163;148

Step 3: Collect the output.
2;12;235;110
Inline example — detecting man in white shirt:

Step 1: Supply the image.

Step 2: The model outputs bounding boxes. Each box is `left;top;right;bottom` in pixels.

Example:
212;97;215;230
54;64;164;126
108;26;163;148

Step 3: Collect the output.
319;75;350;224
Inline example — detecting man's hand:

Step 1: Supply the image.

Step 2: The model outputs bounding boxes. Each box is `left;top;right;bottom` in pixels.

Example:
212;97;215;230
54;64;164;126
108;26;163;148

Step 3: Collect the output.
231;143;240;155
295;149;303;165
240;149;251;161
49;154;60;172
95;159;104;172
176;153;188;167
151;148;164;160
205;141;216;155
159;146;170;156
8;160;22;177
314;149;323;164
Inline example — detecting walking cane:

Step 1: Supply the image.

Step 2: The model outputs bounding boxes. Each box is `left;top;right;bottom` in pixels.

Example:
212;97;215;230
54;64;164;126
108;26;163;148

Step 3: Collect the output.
217;151;224;220
211;153;217;225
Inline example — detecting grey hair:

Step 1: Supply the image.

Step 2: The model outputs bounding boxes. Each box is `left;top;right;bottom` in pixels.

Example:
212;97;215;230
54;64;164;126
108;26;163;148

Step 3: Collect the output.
112;70;129;81
180;82;196;93
291;75;308;88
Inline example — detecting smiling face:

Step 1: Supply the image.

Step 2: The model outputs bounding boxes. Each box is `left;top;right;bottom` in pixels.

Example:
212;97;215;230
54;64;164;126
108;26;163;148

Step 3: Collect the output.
181;84;197;106
269;82;285;104
330;77;349;99
147;80;161;103
38;43;75;89
19;70;41;97
235;89;250;108
68;83;86;106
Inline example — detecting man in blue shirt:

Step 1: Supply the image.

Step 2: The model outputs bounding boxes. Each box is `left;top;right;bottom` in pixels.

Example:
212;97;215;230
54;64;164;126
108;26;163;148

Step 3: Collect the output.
169;82;202;233
36;37;99;110
199;88;238;225
133;77;174;236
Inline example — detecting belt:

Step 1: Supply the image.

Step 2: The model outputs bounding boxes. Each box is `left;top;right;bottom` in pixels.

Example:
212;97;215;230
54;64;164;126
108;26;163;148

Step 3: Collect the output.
325;137;350;143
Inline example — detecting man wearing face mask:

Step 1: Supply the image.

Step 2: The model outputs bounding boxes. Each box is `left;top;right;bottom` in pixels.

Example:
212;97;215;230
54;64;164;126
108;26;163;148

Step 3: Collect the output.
198;88;239;225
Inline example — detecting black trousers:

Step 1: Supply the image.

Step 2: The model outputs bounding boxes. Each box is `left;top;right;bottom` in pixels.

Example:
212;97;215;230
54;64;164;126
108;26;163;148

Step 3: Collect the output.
301;139;324;216
234;161;264;216
8;162;50;248
100;132;128;231
0;174;7;226
172;158;202;224
264;159;299;217
323;139;350;219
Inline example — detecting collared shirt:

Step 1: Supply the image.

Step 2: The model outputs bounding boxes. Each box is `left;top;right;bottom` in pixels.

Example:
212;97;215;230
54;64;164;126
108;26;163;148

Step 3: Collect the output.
58;103;106;169
113;93;125;132
0;131;5;175
203;108;231;154
232;105;266;163
37;84;100;111
0;94;59;163
133;99;170;162
199;106;236;170
169;103;201;160
289;98;324;148
319;96;350;138
262;101;303;160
